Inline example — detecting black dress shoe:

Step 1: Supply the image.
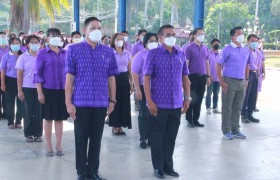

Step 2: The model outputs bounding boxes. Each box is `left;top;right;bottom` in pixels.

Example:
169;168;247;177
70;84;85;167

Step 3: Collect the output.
164;170;179;177
154;169;165;179
241;116;250;123
88;172;106;180
77;174;87;180
187;122;195;128
194;121;204;127
248;116;260;123
140;140;147;149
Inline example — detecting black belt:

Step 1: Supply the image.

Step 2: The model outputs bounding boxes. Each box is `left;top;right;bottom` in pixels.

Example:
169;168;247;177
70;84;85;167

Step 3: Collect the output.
225;77;244;81
249;70;257;73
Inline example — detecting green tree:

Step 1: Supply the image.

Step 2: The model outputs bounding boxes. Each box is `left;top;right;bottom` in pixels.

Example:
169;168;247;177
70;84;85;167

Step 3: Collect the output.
271;0;280;16
204;1;253;47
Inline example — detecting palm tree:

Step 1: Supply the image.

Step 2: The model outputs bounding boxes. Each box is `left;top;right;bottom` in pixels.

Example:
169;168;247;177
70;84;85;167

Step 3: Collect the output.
10;0;70;33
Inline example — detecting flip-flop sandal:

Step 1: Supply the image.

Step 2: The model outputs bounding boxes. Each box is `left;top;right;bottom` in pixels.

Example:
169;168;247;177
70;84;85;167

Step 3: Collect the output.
34;137;43;142
26;136;34;143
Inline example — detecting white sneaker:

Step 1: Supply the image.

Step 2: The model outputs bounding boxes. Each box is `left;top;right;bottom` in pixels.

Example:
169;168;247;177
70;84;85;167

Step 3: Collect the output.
207;108;212;114
213;109;222;114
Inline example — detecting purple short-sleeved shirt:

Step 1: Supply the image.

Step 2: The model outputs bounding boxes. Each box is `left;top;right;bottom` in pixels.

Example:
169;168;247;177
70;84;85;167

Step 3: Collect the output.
209;50;219;82
218;42;250;79
114;49;131;73
181;42;190;52
0;52;18;78
34;46;66;90
248;49;260;71
15;51;36;88
124;42;132;52
132;48;149;85
131;41;144;57
144;45;189;109
65;41;119;107
257;50;265;74
185;42;209;75
0;46;9;63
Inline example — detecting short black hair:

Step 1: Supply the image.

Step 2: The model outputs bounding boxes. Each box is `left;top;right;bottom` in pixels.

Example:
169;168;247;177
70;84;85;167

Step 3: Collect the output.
230;26;243;36
38;30;44;34
101;35;109;41
0;31;5;35
71;31;81;38
193;28;204;35
189;31;193;36
8;37;22;55
137;29;147;36
210;38;220;45
143;32;158;48
9;33;16;38
158;24;174;35
84;17;101;28
121;30;129;34
19;32;25;37
26;35;40;45
247;34;259;41
46;28;61;37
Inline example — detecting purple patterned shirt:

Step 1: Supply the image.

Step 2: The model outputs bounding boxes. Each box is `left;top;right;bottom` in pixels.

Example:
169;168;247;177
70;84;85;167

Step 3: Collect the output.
131;41;144;57
0;52;18;78
144;45;189;109
218;42;250;79
132;48;148;85
65;41;119;107
34;46;66;89
114;49;131;72
209;50;219;82
185;42;209;75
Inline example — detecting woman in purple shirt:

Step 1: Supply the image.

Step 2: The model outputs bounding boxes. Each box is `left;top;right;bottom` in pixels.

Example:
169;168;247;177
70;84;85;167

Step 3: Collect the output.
109;33;132;135
16;35;43;143
0;37;23;129
34;28;68;156
132;32;158;148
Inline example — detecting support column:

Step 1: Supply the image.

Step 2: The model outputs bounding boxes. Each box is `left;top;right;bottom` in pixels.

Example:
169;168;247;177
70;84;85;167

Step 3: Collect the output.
118;0;126;32
74;0;80;31
193;0;205;28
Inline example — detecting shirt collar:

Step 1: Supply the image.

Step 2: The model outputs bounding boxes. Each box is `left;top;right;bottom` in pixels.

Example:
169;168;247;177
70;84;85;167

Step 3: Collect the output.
83;40;102;50
160;44;178;54
46;46;65;53
230;41;244;48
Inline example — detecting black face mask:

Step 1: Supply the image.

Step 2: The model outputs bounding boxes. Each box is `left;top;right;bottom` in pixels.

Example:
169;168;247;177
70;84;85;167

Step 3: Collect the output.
213;44;219;50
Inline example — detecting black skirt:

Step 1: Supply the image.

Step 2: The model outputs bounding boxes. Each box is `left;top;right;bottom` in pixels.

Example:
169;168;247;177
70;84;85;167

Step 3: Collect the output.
42;89;69;121
109;72;132;129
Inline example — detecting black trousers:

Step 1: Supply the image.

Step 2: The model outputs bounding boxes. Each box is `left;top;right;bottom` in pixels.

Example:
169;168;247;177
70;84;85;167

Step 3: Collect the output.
5;76;23;126
138;85;150;141
22;88;43;138
0;79;7;118
241;71;258;117
74;107;107;176
149;108;181;171
186;74;207;123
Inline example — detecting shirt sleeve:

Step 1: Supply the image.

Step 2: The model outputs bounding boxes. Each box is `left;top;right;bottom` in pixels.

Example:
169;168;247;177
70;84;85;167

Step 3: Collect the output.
33;50;45;83
108;50;119;77
182;56;189;76
15;54;24;70
131;51;143;75
205;47;209;60
217;47;227;65
65;46;76;75
185;46;191;60
0;54;8;71
143;50;155;76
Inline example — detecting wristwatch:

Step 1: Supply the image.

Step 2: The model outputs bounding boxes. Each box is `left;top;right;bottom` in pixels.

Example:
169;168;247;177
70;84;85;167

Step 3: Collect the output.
185;97;192;102
109;99;117;104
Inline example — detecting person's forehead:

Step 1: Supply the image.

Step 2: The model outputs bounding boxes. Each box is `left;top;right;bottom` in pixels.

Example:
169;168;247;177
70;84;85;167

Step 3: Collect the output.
163;28;174;33
87;20;101;28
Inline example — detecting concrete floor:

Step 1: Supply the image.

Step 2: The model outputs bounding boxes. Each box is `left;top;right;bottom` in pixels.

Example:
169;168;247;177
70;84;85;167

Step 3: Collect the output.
0;69;280;180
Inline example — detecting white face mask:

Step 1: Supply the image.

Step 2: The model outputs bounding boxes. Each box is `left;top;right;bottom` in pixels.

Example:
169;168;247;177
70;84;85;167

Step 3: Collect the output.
115;40;124;48
0;37;7;46
236;34;245;43
147;42;158;50
123;36;129;42
72;38;83;44
140;35;144;42
164;36;176;47
19;37;23;41
89;30;102;43
58;41;64;47
196;35;205;42
49;37;61;46
38;34;44;38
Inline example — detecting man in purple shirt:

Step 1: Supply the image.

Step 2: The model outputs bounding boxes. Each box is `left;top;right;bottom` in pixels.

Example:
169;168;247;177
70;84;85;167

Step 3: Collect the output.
181;31;194;52
65;17;119;180
121;30;132;52
144;24;191;179
217;26;250;140
185;28;211;128
241;34;261;123
131;29;147;57
0;31;9;119
206;38;221;114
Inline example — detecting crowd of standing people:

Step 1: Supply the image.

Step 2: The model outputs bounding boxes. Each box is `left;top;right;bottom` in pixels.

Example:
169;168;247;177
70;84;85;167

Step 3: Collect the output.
0;16;266;180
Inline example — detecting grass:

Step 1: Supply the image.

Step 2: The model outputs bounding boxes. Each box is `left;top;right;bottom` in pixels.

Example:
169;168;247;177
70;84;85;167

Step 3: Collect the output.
265;56;280;68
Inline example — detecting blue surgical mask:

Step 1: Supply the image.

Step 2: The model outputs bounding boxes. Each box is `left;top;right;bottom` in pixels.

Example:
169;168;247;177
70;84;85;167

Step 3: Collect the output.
10;44;20;52
250;42;259;49
0;37;7;46
30;44;40;52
